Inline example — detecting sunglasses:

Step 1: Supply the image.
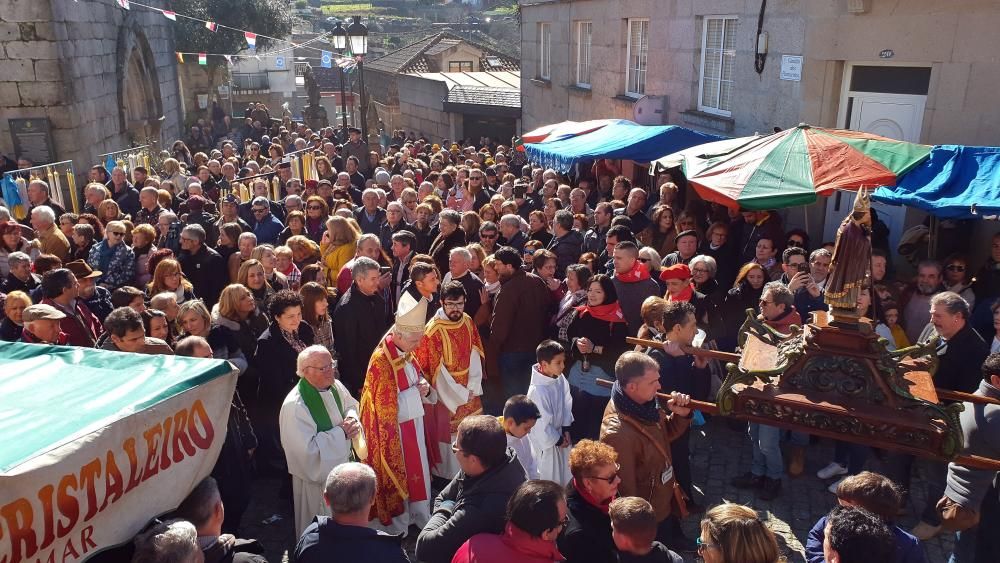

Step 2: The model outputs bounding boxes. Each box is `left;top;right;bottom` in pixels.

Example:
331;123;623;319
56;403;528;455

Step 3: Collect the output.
946;265;966;272
586;464;621;483
480;233;497;239
638;258;651;263
759;299;774;306
307;205;323;210
253;208;268;214
108;231;125;236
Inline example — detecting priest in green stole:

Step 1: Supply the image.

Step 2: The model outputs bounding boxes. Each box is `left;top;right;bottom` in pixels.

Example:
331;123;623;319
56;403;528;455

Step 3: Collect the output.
280;344;362;536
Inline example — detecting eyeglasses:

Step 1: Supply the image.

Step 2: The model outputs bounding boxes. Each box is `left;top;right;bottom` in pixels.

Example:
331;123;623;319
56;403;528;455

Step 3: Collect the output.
108;231;125;236
759;299;773;306
306;362;337;372
586;464;621;483
787;240;804;247
696;537;719;552
442;300;466;310
307;205;323;210
691;267;710;274
638;258;651;263
946;265;966;272
253;208;267;214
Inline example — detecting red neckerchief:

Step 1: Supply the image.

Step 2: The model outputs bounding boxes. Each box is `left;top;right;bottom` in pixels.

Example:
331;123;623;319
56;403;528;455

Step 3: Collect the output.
615;260;651;283
668;283;695;303
572;478;615;514
575;302;626;324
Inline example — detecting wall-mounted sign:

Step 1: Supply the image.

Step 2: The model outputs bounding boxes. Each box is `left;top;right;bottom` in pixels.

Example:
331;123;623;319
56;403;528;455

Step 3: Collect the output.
879;49;895;59
780;55;803;82
275;56;286;69
9;118;56;164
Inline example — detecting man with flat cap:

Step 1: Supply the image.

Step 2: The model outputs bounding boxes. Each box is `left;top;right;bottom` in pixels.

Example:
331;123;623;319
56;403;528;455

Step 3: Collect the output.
21;303;68;345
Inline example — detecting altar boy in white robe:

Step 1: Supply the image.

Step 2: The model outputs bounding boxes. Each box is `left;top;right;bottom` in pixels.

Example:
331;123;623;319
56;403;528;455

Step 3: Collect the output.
279;345;362;537
526;339;574;485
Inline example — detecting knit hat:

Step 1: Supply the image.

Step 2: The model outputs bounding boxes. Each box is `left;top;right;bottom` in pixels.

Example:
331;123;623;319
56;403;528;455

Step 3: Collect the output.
375;170;391;185
676;229;699;242
659;263;692;282
187;194;205;211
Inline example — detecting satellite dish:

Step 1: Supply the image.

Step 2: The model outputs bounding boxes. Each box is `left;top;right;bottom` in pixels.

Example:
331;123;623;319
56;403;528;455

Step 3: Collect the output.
633;95;665;125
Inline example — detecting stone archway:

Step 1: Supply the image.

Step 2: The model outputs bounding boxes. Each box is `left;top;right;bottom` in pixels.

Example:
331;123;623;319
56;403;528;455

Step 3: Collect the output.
116;20;164;144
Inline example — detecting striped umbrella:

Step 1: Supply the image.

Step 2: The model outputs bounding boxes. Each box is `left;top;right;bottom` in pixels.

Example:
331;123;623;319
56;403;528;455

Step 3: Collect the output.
679;124;931;210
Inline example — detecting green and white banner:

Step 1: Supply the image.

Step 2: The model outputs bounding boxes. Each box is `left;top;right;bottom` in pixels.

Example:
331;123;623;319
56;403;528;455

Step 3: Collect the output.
0;342;238;563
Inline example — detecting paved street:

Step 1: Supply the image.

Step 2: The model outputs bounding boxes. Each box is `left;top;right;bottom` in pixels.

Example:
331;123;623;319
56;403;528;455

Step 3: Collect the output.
239;416;954;562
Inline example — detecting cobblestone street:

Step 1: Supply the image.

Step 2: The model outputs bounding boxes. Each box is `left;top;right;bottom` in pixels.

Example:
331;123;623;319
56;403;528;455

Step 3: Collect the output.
239;416;954;563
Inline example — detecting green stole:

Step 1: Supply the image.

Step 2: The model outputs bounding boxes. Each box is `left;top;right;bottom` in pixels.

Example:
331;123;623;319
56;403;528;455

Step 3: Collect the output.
297;378;343;432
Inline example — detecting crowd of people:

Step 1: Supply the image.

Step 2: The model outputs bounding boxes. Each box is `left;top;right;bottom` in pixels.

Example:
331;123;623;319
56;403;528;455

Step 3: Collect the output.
3;110;999;563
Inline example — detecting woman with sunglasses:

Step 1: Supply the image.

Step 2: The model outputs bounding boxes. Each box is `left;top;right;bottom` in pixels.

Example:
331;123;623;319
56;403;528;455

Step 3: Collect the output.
87;220;136;290
943;254;976;310
558;439;623;563
697;503;781;563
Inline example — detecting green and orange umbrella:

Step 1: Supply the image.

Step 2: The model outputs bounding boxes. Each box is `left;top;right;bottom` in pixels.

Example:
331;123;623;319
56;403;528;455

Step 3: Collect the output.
660;124;932;210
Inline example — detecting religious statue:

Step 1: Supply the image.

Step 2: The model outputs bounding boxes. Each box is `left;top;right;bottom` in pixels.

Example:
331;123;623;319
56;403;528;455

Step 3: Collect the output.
824;188;873;322
302;65;329;129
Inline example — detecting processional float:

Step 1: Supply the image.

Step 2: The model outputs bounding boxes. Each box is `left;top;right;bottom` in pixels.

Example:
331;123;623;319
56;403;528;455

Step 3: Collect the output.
611;190;1000;470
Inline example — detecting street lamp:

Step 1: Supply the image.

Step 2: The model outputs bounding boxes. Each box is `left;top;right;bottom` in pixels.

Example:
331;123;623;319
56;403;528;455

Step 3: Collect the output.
347;15;369;140
331;21;349;130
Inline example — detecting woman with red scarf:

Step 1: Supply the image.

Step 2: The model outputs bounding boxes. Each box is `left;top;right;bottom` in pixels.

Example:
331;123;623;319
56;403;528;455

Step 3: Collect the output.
558;439;622;563
567;274;629;441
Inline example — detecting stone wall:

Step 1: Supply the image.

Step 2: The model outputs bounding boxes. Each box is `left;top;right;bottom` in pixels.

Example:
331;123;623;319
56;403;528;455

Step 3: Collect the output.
396;73;454;140
0;0;181;178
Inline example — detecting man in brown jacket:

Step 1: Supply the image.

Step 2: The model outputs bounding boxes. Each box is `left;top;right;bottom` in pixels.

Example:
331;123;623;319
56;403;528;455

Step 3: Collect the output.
487;246;553;405
600;351;695;553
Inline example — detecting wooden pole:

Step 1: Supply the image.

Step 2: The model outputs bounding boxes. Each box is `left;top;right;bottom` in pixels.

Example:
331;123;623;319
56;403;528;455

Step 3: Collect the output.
627;337;1000;408
593;379;1000;470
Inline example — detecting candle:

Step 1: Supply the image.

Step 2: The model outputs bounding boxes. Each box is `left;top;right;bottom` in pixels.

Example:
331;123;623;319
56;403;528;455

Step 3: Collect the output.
271;177;280;201
66;168;79;213
143;154;150;172
48;167;63;209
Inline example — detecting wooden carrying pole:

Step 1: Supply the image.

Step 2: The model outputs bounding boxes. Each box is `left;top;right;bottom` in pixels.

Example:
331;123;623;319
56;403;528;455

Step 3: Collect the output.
626;337;1000;408
593;378;1000;470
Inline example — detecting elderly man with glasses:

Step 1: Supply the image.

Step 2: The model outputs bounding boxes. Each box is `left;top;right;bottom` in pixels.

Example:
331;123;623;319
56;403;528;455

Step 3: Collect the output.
280;345;361;537
178;223;226;307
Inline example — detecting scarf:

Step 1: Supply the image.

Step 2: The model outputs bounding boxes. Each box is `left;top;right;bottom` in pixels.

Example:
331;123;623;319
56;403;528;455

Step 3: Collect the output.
667;283;695;303
611;380;660;423
280;325;307;353
484;280;501;295
615;260;651;283
297;378;337;432
96;241;116;272
572;478;615;514
575;301;626;324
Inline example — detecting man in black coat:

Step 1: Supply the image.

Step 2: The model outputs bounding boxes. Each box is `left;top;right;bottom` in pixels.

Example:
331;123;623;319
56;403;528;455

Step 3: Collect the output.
295;463;408;563
428;209;466;278
173;477;269;563
178;224;227;307
106;167;141;218
333;257;390;396
415;415;527;563
547;209;584;279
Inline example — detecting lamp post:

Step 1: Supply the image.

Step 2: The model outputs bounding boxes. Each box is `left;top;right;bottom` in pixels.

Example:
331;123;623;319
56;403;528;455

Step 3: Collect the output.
347;15;369;140
331;21;349;130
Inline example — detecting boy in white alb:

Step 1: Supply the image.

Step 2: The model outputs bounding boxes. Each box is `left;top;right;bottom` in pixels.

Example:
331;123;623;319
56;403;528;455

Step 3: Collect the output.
527;340;574;485
501;394;541;479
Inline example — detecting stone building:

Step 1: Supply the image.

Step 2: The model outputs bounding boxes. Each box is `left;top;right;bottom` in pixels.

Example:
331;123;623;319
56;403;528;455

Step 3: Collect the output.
0;0;181;183
363;31;520;136
519;0;1000;260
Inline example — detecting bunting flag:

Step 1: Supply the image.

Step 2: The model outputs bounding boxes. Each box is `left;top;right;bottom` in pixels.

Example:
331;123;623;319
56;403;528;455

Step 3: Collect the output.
117;0;129;9
198;52;207;65
176;52;184;63
161;10;176;20
320;51;332;68
223;55;233;64
204;21;217;32
244;32;257;49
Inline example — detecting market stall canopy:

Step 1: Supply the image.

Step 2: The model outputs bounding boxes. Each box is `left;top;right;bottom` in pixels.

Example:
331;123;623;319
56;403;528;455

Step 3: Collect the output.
0;342;238;562
873;145;1000;219
670;124;931;211
651;135;763;173
524;120;725;173
520;119;619;144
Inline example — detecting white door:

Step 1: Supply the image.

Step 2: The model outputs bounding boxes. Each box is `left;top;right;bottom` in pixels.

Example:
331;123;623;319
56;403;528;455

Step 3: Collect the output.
824;90;926;248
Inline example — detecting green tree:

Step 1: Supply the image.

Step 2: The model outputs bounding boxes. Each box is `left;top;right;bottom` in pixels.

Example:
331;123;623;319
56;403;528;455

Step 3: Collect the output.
173;0;293;71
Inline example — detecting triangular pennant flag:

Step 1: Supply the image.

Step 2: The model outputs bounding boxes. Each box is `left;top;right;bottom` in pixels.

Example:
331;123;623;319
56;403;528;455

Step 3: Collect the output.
198;53;207;65
162;10;176;21
244;32;257;49
117;0;129;9
320;51;332;68
176;52;185;63
204;21;217;32
224;55;233;64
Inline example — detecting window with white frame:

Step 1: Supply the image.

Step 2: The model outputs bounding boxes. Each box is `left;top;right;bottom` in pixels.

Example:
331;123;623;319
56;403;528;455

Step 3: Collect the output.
576;21;592;87
539;23;551;80
625;19;649;96
699;16;737;115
